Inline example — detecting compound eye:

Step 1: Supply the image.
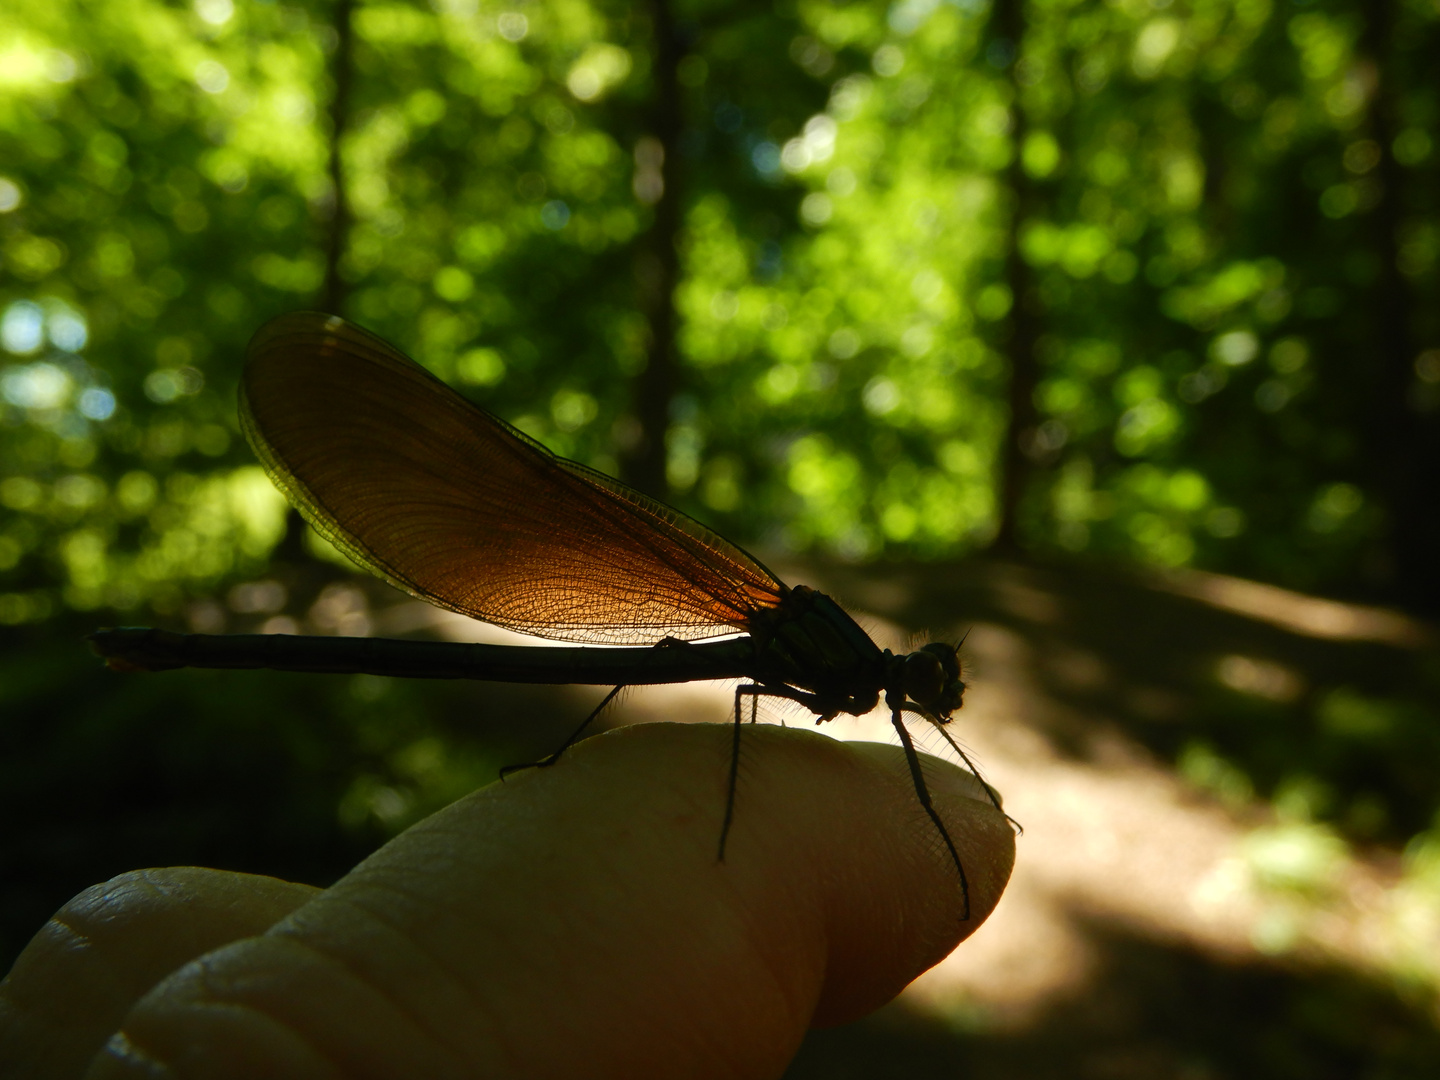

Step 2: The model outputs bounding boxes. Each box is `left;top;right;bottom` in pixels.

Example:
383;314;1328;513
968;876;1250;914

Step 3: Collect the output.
903;649;945;708
921;642;960;681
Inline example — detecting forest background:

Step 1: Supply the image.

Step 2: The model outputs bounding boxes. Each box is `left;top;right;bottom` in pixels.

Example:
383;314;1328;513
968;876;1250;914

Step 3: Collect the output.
2;0;1439;1073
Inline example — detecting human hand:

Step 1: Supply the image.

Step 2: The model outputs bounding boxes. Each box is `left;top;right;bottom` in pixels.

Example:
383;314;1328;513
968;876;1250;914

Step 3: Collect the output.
1;721;1014;1079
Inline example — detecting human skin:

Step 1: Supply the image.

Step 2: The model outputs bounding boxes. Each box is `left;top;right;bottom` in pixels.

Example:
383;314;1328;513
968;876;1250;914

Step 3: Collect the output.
0;721;1014;1080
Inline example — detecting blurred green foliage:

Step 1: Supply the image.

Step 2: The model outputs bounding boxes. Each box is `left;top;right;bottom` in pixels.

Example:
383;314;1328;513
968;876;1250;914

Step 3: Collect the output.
3;0;1436;618
3;0;1440;1057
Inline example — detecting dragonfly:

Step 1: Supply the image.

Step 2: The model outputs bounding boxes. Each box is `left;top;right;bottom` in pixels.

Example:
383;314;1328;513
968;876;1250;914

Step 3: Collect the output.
91;312;1000;918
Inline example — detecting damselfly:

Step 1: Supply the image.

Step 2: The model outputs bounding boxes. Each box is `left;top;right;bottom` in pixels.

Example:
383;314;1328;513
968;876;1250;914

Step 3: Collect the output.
91;313;1001;916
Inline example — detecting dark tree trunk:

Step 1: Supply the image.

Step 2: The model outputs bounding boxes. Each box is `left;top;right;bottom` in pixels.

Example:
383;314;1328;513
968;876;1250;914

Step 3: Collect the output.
1361;0;1440;614
990;0;1041;553
621;0;684;499
320;0;355;318
285;0;356;565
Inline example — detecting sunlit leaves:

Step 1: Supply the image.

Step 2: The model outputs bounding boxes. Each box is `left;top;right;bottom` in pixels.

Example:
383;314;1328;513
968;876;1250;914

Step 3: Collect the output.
0;0;333;620
1161;259;1285;328
0;457;285;618
566;43;632;103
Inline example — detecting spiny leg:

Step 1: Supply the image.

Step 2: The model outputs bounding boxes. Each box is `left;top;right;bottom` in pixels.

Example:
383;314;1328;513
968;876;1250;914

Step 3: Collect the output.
902;704;1019;833
719;685;770;861
888;701;972;921
717;684;835;863
718;684;763;862
499;684;626;781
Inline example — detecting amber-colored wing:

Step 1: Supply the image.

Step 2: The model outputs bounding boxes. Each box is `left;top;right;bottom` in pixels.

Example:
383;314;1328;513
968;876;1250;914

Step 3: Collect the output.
240;312;786;644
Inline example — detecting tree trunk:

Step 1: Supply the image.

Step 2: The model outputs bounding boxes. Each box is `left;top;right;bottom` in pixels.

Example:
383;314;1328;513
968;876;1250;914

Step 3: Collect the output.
321;0;355;317
990;0;1040;553
621;0;684;499
284;0;356;565
1360;0;1439;614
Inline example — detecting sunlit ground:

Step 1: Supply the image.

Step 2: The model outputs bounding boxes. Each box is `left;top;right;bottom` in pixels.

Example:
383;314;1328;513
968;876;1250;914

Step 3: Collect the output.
907;619;1438;1021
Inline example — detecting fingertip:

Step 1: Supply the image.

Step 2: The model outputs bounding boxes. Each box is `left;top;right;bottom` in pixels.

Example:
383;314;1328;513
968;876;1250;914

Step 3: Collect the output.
804;736;1015;1025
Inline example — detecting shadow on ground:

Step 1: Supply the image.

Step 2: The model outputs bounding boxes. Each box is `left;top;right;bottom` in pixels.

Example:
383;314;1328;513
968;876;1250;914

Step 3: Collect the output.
789;917;1440;1080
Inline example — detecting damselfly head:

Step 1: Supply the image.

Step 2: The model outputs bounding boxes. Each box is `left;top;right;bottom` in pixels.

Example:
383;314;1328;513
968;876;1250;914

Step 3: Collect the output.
902;642;966;718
